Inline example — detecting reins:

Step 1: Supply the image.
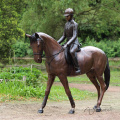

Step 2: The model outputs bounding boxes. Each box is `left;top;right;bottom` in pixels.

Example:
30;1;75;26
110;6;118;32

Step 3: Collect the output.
33;44;64;66
42;47;64;58
43;47;64;66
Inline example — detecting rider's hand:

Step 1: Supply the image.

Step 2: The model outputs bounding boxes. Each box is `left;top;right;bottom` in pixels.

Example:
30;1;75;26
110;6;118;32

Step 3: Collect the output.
63;44;68;49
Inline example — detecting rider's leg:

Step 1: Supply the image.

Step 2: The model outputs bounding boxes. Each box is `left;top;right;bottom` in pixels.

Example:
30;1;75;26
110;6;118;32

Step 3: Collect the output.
70;44;81;74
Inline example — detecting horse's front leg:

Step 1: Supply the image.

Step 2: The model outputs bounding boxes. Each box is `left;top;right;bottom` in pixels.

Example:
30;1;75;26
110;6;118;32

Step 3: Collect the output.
38;74;55;113
58;74;75;114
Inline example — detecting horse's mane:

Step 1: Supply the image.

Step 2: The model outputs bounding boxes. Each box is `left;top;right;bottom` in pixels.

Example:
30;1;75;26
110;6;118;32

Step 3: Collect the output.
36;32;60;46
36;32;55;41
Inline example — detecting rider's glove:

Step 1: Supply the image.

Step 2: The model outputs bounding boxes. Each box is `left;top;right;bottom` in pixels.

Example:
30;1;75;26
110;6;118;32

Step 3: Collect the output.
63;44;68;49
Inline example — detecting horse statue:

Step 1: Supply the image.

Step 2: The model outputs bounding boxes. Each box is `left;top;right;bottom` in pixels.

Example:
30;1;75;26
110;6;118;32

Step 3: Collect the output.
26;32;110;114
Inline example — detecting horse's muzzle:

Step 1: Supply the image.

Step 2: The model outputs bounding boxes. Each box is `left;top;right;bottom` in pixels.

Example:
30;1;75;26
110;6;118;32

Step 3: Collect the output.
34;57;42;63
38;58;42;63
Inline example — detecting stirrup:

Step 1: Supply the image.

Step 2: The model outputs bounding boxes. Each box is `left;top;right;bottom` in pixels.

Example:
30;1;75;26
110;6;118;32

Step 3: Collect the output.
75;68;81;74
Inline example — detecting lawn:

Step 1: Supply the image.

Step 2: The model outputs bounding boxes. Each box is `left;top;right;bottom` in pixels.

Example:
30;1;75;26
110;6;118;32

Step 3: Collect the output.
0;81;96;102
0;60;119;102
55;70;120;86
0;66;96;102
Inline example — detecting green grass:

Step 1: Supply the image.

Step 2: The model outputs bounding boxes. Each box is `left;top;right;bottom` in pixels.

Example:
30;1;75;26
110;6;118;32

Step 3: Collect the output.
49;86;96;101
110;70;120;86
109;60;120;66
0;81;45;102
0;80;96;102
55;70;120;86
0;60;119;103
55;75;90;84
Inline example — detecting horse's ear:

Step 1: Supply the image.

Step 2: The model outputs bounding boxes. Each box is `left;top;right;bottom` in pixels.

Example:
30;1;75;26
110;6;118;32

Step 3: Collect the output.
25;34;31;38
35;33;39;38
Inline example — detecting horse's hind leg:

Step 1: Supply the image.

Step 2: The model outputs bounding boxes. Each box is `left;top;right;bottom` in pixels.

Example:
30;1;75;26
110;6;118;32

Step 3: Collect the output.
38;74;55;113
86;70;100;108
96;75;106;112
58;74;75;114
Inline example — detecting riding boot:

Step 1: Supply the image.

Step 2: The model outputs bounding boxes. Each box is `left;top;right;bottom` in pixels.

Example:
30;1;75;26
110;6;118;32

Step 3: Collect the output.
72;53;81;74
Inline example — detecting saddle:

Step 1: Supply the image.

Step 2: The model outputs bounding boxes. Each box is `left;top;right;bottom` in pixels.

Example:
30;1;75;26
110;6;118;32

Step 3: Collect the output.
64;47;80;65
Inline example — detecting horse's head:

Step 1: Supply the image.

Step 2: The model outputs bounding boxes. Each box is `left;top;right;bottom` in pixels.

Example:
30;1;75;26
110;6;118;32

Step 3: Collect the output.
26;33;44;63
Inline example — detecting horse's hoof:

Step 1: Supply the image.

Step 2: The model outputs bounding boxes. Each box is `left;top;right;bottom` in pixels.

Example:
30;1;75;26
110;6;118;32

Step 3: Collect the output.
93;105;101;112
93;105;97;110
96;107;101;112
68;109;75;114
38;109;44;113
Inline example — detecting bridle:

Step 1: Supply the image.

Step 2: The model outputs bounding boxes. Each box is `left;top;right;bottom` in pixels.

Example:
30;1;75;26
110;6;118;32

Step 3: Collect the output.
33;37;44;57
33;37;64;65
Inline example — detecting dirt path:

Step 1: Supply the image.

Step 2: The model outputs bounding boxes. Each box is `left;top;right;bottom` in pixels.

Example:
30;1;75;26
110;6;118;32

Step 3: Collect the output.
0;83;120;120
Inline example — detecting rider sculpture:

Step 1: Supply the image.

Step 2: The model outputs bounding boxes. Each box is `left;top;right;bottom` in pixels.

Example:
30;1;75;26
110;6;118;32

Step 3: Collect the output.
57;8;81;74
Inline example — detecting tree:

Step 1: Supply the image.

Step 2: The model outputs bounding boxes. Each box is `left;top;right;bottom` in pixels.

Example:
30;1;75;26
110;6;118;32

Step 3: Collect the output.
0;0;26;62
20;0;120;41
77;0;120;41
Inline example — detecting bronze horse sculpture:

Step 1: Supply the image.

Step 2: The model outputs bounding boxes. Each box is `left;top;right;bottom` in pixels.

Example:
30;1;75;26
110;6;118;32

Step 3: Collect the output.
26;32;110;114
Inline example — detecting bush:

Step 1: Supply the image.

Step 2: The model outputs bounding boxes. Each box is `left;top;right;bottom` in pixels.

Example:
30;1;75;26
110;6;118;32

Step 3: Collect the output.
12;41;33;57
0;80;46;99
80;37;120;57
12;38;120;58
0;66;47;87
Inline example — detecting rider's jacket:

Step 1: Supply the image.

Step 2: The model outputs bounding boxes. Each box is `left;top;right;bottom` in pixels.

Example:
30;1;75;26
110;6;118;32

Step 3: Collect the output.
58;19;79;47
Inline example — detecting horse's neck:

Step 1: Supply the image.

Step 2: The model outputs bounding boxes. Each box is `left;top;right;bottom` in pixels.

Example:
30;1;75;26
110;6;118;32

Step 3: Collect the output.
43;37;61;57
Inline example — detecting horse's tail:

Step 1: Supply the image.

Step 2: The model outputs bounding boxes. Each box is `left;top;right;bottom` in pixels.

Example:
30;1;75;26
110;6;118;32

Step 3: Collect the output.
104;57;110;90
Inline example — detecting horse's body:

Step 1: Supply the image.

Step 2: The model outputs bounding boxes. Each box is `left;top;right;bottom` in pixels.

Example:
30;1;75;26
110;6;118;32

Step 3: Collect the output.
26;32;110;114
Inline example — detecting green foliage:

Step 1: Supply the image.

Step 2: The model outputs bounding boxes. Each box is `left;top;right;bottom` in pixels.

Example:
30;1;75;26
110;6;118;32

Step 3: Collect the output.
12;41;33;57
11;36;120;58
0;81;46;99
1;0;120;61
0;66;47;87
20;0;120;41
0;0;26;61
0;66;96;102
0;66;96;101
0;80;96;102
82;37;120;57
